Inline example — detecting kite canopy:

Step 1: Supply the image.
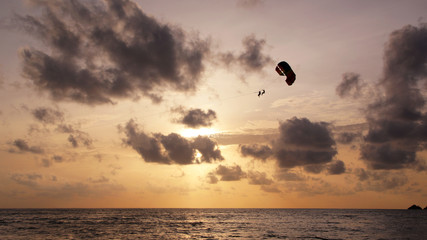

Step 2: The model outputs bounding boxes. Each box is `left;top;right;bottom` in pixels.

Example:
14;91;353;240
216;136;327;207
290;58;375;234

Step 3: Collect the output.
276;61;296;86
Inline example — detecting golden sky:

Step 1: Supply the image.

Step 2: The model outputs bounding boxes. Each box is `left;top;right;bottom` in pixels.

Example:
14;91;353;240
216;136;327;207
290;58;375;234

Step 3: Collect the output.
0;0;426;208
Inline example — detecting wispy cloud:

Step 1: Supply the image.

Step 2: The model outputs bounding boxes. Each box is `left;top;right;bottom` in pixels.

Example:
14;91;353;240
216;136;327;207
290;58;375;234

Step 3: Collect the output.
10;173;43;187
28;106;94;149
9;139;44;154
336;72;366;99
353;168;408;192
31;107;64;125
40;154;66;168
219;34;273;74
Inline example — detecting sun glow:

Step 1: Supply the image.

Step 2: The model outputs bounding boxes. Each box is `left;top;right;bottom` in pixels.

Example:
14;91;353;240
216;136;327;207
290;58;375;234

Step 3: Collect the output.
179;128;220;138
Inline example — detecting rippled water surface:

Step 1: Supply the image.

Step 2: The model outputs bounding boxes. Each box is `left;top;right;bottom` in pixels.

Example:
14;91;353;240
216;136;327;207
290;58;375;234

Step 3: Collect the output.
0;208;426;239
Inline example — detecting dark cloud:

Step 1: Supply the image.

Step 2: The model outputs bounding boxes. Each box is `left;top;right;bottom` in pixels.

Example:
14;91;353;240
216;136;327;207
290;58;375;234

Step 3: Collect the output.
238;35;272;72
220;34;272;73
336;72;365;99
173;107;217;128
359;23;427;170
31;107;64;124
360;143;417;170
192;136;224;163
274;117;337;170
277;117;335;149
15;0;210;105
238;117;338;174
119;119;224;165
247;171;273;185
9;139;44;154
159;133;194;165
303;164;326;174
213;164;246;181
239;144;272;161
326;160;346;175
274;149;336;170
119;120;169;164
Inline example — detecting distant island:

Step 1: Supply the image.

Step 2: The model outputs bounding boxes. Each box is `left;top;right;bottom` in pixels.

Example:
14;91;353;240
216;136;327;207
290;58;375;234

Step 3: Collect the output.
408;204;423;210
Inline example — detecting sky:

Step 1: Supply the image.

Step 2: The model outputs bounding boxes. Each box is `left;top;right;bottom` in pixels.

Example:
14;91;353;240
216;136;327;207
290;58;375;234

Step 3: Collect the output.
0;0;426;208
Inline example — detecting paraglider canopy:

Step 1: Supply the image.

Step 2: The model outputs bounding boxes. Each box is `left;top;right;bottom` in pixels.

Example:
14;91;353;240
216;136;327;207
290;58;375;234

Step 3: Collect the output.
276;61;296;86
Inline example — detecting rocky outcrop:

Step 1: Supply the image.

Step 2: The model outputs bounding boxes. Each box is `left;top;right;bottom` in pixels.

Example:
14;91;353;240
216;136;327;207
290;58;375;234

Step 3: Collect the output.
408;204;422;210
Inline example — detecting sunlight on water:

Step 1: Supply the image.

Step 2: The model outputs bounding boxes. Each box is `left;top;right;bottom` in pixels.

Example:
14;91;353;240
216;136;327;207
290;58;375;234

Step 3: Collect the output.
0;209;426;239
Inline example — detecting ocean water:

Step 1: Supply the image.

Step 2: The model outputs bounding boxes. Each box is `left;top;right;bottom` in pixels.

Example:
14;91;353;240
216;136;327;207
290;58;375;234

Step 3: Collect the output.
0;208;426;239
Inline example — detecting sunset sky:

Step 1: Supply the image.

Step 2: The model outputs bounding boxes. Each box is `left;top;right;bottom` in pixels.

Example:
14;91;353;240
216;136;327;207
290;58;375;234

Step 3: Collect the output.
1;0;426;208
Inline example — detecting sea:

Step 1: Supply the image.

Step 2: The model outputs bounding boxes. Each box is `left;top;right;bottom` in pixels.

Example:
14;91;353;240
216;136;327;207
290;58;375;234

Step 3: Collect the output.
0;208;426;239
